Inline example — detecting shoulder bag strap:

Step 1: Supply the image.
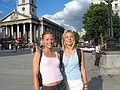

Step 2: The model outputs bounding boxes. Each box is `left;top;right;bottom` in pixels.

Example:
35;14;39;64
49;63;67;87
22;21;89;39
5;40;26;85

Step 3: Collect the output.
39;50;42;65
59;50;63;66
77;49;82;68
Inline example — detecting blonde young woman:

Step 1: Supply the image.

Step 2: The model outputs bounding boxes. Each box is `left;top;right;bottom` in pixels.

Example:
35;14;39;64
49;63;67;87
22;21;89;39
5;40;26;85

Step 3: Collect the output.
61;30;88;90
32;31;66;90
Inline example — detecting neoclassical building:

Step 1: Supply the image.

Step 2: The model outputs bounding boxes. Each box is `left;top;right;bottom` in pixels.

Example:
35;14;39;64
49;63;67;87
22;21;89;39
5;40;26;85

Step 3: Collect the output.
0;0;64;45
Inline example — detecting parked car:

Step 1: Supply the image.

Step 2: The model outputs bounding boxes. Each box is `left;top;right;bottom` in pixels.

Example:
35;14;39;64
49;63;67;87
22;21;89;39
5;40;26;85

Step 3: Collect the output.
80;46;95;52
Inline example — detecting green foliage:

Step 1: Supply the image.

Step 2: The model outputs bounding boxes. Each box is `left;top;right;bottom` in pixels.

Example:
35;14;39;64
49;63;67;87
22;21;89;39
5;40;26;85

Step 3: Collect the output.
82;3;108;44
82;2;120;44
73;31;80;44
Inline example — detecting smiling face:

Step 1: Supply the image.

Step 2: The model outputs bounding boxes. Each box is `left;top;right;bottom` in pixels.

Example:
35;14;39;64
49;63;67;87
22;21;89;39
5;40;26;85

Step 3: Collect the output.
64;32;74;46
42;33;54;49
62;30;76;50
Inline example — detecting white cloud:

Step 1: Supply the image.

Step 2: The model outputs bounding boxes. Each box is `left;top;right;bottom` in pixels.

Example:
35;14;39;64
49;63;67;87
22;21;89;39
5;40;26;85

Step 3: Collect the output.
0;10;3;15
42;0;92;30
0;11;3;18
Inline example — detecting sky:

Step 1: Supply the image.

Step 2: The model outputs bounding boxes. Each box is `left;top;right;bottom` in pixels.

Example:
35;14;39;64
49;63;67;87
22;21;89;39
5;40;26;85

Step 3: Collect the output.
0;0;92;30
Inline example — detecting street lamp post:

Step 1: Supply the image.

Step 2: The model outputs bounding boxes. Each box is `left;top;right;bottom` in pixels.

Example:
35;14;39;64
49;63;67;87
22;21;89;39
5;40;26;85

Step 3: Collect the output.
104;0;116;50
105;0;114;38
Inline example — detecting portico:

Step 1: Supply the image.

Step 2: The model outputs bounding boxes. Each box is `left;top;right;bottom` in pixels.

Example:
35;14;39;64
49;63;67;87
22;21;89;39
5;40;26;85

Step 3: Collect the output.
0;0;65;46
0;13;40;43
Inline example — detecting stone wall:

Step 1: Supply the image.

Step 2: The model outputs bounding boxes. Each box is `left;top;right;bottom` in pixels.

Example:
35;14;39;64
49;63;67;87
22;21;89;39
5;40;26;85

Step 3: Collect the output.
100;51;120;75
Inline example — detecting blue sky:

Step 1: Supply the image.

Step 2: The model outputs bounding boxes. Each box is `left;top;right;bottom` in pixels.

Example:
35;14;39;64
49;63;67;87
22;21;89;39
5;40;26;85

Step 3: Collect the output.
36;0;71;16
0;0;70;17
0;0;91;30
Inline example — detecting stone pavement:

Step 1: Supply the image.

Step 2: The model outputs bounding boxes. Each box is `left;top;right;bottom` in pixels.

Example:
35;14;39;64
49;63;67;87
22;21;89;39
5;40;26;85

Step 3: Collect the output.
0;50;120;90
85;53;120;90
0;49;31;57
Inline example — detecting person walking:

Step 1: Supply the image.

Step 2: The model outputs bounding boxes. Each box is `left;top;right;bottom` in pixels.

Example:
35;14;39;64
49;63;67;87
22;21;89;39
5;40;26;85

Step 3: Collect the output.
32;31;66;90
94;44;101;67
60;30;88;90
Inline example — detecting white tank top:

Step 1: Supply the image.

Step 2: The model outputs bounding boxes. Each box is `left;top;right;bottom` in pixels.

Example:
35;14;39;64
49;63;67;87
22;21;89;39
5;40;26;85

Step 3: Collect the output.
40;52;63;84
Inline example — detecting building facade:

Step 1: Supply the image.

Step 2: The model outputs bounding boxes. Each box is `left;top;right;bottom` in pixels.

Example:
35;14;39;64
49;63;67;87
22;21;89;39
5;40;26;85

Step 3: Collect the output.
77;29;86;42
39;17;64;46
0;0;64;45
92;0;120;16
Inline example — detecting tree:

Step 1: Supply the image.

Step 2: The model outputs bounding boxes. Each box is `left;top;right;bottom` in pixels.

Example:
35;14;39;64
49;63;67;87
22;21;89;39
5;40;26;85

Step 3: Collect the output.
82;3;109;45
73;31;80;44
82;2;120;44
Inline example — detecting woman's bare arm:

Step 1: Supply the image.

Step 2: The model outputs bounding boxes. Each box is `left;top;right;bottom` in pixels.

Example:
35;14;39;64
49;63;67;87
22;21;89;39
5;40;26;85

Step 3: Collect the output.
80;50;88;90
32;51;40;90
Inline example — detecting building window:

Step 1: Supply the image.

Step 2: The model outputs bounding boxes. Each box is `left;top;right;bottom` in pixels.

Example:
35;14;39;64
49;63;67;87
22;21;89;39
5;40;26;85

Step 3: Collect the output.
22;0;25;3
115;3;118;9
32;8;34;12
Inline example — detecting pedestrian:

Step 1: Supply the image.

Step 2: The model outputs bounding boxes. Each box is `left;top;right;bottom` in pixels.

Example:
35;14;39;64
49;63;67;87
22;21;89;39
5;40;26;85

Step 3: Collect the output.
15;43;18;51
32;31;66;90
60;30;88;90
34;42;39;52
94;44;101;67
0;43;1;50
33;43;36;53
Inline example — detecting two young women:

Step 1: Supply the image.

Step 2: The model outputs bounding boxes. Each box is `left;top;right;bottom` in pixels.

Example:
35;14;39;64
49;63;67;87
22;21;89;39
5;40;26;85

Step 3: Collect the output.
32;30;88;90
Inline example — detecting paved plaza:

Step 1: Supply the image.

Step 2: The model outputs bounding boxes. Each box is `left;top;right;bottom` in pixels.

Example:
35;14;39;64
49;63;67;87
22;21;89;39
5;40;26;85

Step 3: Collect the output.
0;49;120;90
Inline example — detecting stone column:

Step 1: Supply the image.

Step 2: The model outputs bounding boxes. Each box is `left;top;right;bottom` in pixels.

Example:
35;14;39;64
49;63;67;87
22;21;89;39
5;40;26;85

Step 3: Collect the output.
37;25;41;42
34;24;36;42
0;27;2;38
5;26;8;37
30;23;32;43
11;25;13;37
17;24;19;38
2;26;5;38
40;24;43;36
23;24;26;35
23;24;26;40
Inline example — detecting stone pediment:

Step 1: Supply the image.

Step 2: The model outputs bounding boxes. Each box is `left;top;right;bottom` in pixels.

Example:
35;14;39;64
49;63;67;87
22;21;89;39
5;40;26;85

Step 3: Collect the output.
1;10;31;22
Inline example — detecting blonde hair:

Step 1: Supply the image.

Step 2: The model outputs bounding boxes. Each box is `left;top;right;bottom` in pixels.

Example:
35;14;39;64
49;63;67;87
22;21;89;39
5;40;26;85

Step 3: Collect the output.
61;30;76;50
